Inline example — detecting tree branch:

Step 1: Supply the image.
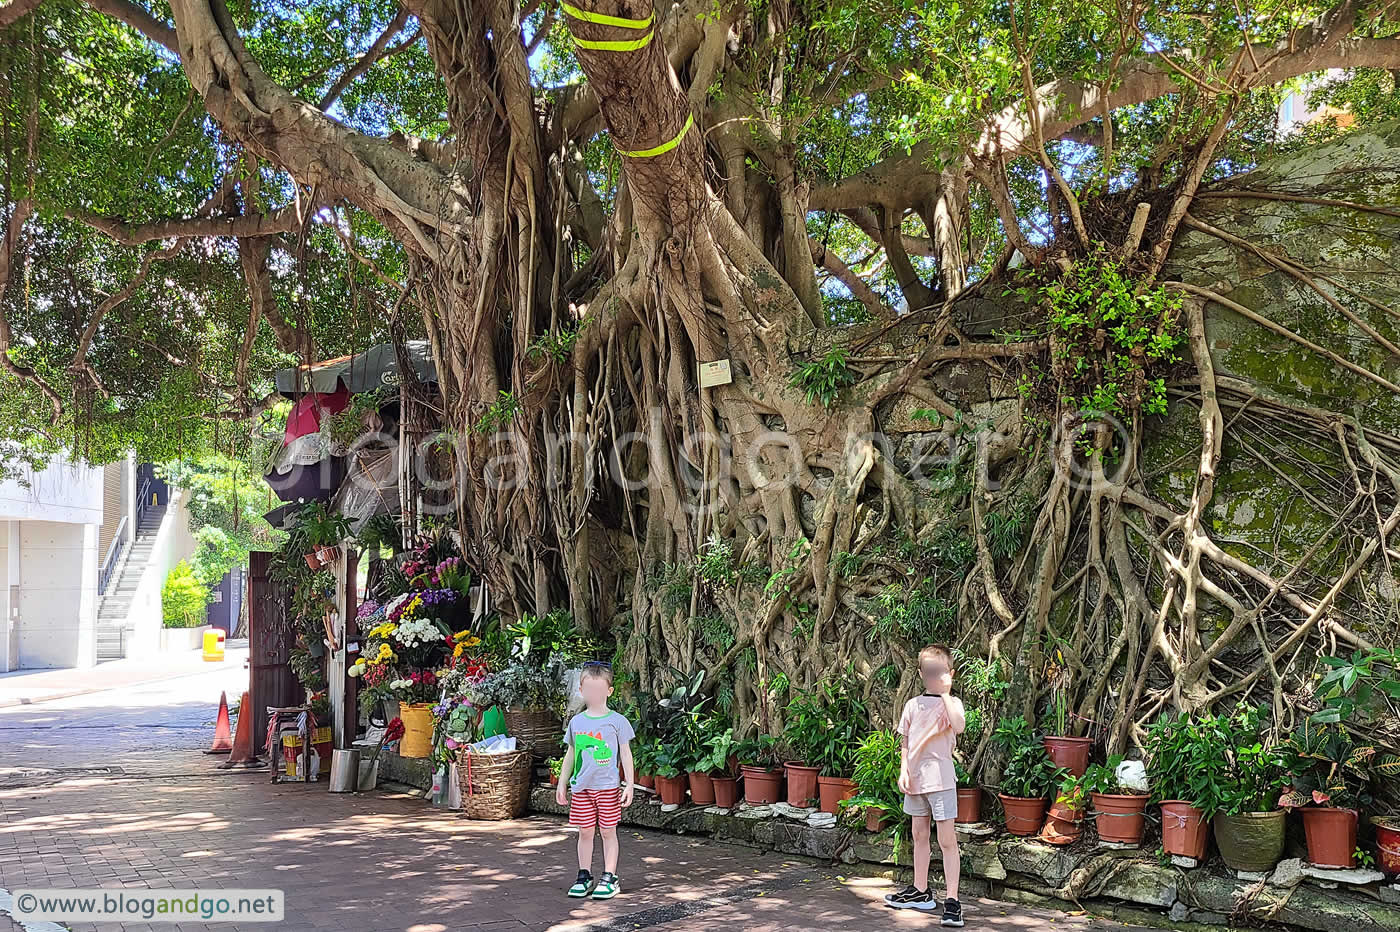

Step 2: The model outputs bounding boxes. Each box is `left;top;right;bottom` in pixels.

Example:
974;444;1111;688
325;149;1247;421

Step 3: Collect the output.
82;0;178;51
0;200;64;423
809;237;896;320
67;206;303;244
318;9;415;110
0;0;44;29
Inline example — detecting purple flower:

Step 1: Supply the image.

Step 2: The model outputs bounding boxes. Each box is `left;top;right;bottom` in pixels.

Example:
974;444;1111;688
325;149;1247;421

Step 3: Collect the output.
357;600;381;619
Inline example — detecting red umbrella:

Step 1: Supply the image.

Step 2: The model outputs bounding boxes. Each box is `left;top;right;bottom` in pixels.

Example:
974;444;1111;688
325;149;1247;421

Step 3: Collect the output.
283;385;350;443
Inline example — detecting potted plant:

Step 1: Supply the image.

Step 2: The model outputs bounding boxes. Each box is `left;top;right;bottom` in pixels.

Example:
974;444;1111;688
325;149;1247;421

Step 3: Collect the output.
631;736;659;790
683;714;734;807
1042;661;1091;776
783;680;869;813
993;716;1061;836
547;757;563;786
298;502;349;568
1278;721;1399;868
1206;708;1291;872
781;688;828;808
1043;773;1087;845
955;707;985;823
1374;815;1400;875
846;730;902;832
653;737;688;807
1082;755;1149;845
1145;713;1217;860
736;733;784;805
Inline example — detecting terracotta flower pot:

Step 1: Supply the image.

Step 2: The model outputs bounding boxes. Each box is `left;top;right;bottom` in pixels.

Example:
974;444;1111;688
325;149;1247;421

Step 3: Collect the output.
655;774;687;806
999;794;1047;836
1041;799;1084;845
1043;736;1093;777
712;775;740;809
1215;811;1286;873
1160;801;1209;860
635;774;655;791
866;807;892;832
304;552;322;570
687;771;715;806
740;765;783;805
1374;816;1400;875
956;786;983;824
1091;792;1147;845
816;775;858;814
1302;807;1357;868
784;761;820;808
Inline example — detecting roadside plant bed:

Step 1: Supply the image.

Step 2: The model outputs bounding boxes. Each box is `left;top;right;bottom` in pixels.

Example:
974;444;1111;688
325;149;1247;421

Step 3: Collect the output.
520;782;1400;931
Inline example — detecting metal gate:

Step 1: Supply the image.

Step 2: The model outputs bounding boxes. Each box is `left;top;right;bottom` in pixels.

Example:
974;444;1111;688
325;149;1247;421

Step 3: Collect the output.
247;551;299;746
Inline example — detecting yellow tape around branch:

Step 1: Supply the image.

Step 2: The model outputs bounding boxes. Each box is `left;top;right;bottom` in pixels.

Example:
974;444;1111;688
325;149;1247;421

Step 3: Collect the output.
571;29;654;52
617;112;694;159
561;2;655;30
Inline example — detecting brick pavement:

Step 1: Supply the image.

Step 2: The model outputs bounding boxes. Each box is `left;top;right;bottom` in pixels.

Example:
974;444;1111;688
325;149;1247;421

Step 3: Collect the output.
0;758;1161;932
0;667;1164;932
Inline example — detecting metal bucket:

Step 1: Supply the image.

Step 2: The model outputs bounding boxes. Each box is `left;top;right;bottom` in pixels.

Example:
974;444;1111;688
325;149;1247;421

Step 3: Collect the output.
328;749;360;793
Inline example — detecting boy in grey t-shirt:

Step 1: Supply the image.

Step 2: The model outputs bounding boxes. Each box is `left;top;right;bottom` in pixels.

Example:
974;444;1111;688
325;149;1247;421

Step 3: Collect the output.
557;662;635;900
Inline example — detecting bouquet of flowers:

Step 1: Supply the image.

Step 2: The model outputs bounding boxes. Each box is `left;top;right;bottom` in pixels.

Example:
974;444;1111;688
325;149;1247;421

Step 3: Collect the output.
390;668;440;704
367;718;406;767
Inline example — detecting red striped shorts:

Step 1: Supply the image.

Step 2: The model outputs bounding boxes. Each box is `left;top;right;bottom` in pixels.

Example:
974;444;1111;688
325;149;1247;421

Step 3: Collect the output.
569;787;622;829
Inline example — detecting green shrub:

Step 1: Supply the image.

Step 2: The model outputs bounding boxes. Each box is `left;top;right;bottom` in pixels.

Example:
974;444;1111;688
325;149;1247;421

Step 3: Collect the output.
161;560;208;628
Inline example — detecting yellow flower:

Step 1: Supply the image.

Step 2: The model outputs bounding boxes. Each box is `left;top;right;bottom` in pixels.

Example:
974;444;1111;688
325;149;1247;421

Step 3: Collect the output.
461;636;481;648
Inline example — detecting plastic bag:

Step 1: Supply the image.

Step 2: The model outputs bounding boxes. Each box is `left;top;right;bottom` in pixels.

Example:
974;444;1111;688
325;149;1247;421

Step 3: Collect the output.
471;734;518;754
1115;758;1149;793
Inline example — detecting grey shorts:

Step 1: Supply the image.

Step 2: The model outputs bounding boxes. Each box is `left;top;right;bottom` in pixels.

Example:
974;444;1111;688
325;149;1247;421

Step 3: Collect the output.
903;788;958;820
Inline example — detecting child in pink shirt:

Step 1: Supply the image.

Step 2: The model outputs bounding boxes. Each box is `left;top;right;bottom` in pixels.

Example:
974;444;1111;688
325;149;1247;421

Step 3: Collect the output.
885;644;966;926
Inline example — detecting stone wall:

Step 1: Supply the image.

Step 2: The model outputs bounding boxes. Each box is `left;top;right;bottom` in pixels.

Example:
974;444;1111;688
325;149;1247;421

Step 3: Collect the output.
371;752;1400;932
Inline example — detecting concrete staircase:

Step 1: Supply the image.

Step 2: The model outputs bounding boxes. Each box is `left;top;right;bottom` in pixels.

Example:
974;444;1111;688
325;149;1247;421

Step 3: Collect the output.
95;504;167;662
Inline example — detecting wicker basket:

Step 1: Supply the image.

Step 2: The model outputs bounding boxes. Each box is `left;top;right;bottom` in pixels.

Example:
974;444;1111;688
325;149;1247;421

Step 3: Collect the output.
503;708;562;760
457;748;532;820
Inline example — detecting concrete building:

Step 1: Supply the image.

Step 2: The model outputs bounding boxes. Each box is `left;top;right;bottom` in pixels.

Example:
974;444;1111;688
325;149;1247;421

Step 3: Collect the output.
0;456;107;670
0;455;198;671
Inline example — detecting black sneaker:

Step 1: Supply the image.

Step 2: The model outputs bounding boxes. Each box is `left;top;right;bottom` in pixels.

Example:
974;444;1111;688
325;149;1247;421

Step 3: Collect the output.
567;869;593;897
941;897;964;927
883;884;938;911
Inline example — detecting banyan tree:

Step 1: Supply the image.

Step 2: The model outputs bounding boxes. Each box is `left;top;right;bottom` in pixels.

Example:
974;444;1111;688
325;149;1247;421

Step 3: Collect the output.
2;0;1399;749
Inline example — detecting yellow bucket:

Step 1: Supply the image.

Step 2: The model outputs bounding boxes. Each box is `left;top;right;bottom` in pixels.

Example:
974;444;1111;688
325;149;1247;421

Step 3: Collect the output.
398;702;434;758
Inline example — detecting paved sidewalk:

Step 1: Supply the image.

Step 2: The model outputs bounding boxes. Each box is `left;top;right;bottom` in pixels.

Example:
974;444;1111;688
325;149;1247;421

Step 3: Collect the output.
0;645;248;709
0;659;1165;932
0;770;1160;932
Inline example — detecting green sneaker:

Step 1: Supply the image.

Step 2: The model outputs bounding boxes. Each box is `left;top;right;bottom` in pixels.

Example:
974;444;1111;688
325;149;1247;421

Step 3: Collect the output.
591;872;620;899
567;869;593;897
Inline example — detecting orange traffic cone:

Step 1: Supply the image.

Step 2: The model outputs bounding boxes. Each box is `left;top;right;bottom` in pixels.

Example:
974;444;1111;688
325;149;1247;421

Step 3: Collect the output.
218;691;263;769
204;691;234;754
